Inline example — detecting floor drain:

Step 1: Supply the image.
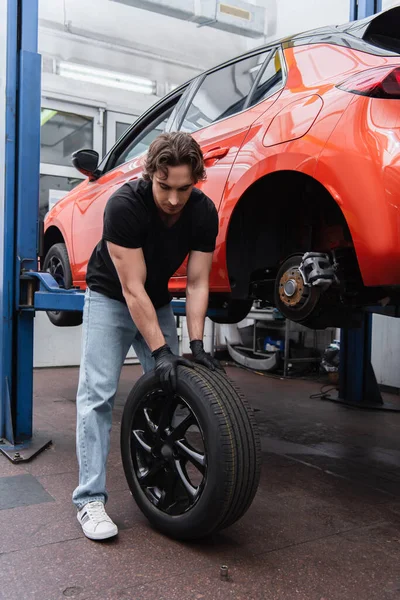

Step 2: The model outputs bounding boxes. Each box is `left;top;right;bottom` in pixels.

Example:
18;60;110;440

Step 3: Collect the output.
63;587;84;597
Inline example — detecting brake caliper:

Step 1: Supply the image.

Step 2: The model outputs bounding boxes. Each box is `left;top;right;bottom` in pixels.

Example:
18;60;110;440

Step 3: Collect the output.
299;252;337;290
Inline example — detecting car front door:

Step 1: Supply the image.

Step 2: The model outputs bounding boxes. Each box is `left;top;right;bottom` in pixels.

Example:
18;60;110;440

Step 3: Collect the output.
70;92;184;284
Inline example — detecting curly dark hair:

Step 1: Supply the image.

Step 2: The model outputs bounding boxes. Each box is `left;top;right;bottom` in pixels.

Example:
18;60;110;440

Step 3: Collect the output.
143;132;206;183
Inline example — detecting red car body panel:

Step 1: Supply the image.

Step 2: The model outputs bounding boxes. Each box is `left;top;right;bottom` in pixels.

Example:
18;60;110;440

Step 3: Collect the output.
44;19;400;296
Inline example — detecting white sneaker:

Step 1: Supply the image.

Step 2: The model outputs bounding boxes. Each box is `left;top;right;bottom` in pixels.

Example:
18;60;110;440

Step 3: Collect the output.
77;501;118;540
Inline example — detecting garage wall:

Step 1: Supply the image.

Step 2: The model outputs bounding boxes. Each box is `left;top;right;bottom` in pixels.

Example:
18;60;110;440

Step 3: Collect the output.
33;313;215;367
34;313;83;368
263;0;350;42
382;0;400;9
38;0;353;114
38;0;251;115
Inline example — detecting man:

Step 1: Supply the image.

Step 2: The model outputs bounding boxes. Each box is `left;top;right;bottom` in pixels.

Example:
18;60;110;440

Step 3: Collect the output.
73;132;222;541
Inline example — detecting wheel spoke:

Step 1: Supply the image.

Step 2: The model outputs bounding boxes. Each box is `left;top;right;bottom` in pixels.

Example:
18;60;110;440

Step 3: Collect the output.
167;414;196;443
157;470;179;511
175;440;205;475
157;397;176;438
138;460;164;485
143;408;157;434
132;429;152;454
131;394;205;515
174;459;198;498
47;257;65;287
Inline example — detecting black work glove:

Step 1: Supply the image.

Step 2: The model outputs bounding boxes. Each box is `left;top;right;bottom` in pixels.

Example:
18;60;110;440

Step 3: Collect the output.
152;344;193;393
190;340;224;372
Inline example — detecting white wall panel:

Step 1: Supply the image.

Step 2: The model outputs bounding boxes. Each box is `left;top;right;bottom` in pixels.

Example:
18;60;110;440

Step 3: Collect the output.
372;315;400;389
271;0;350;42
34;312;138;367
382;0;400;10
34;313;83;367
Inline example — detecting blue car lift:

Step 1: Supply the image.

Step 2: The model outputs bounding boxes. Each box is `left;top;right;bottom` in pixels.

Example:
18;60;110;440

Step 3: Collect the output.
0;1;100;461
0;0;394;463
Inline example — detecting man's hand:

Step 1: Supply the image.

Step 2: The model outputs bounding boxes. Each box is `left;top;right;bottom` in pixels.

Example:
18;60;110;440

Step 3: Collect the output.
152;344;193;393
190;340;224;372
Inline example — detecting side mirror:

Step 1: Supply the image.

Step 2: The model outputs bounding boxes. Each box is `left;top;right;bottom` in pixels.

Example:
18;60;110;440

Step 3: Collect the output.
72;149;100;181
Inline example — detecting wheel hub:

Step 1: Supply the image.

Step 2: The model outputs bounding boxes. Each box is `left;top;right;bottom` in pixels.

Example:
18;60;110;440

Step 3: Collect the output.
161;444;173;460
283;278;297;297
279;268;306;308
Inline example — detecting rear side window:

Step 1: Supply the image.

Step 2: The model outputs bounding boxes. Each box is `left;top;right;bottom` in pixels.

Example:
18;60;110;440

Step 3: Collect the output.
248;50;284;107
181;51;269;133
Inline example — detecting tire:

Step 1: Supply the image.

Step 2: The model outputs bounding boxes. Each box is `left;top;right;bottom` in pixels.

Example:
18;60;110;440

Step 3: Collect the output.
209;298;253;324
43;243;83;327
120;365;261;540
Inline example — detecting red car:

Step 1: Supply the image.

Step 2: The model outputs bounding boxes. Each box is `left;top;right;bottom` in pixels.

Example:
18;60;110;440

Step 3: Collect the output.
44;6;400;328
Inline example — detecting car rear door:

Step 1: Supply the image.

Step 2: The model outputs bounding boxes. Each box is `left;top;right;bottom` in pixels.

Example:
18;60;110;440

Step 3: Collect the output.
171;48;285;279
179;50;274;211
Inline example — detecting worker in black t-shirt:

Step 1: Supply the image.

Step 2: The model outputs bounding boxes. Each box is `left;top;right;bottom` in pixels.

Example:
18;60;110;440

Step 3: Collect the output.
73;132;222;541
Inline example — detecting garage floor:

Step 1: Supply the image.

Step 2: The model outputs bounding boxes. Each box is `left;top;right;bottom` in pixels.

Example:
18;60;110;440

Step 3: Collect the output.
1;365;400;600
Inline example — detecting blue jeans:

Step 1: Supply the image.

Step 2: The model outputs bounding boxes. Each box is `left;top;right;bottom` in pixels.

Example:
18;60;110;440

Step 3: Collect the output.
72;289;178;510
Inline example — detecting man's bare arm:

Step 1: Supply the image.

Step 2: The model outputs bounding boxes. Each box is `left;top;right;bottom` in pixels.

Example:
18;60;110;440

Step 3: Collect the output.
186;250;223;371
107;242;165;352
186;250;213;342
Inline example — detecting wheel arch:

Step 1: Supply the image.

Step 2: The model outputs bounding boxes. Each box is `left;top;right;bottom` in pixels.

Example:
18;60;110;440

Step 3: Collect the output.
224;169;357;299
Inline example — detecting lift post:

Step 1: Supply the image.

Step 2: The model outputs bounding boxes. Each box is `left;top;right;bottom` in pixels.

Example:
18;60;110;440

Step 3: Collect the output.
339;314;383;408
350;0;382;20
0;0;51;461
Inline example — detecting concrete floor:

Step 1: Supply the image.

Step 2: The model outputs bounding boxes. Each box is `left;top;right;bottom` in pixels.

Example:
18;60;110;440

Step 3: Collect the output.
1;365;400;600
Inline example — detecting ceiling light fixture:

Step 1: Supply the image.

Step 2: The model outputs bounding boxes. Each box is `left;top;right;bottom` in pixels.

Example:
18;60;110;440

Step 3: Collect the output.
57;61;156;95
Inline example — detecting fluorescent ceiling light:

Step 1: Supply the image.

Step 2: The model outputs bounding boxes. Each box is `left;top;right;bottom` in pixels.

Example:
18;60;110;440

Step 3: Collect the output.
58;61;156;95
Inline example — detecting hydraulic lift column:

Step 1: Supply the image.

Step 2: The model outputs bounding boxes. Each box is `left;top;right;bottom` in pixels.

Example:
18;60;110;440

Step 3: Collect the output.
0;0;50;460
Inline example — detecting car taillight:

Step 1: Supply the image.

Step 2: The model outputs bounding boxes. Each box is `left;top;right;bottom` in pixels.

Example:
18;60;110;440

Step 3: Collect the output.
337;66;400;99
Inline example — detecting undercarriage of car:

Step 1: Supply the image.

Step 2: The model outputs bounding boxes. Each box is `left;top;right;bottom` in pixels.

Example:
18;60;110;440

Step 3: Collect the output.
246;247;394;329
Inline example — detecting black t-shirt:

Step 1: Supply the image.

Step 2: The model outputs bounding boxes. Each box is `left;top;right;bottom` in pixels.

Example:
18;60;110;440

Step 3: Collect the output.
86;178;219;308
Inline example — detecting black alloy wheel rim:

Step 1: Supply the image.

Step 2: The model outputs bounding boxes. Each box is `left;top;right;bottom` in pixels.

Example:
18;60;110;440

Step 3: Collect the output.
131;391;207;515
46;256;65;315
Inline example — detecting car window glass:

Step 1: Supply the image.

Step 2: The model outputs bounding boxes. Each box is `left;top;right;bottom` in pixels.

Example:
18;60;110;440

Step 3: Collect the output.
181;51;270;133
114;107;173;168
248;50;284;107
